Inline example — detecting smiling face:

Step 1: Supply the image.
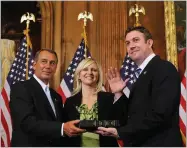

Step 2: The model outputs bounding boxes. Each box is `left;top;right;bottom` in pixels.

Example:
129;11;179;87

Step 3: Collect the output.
125;30;153;66
78;62;99;87
72;58;103;95
33;50;57;84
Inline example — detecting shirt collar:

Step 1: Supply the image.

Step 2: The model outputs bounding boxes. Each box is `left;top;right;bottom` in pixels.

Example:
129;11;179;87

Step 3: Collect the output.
33;74;49;92
138;53;155;73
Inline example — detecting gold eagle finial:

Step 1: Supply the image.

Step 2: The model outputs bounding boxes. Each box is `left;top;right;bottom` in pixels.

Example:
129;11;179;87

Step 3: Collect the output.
78;11;93;27
129;4;145;27
20;12;35;29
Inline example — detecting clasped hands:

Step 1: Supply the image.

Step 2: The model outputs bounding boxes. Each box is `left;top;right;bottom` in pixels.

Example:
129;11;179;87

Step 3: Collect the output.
63;120;86;137
64;120;118;138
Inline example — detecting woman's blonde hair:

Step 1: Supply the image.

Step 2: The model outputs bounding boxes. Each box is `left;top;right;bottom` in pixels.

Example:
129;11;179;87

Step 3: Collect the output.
72;58;103;96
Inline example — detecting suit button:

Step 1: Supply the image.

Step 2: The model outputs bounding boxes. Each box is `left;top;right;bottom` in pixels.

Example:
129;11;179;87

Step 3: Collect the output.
128;115;130;118
48;140;52;144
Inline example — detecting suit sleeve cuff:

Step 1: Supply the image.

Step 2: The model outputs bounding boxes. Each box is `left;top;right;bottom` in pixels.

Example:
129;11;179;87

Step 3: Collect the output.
113;92;123;104
61;123;64;136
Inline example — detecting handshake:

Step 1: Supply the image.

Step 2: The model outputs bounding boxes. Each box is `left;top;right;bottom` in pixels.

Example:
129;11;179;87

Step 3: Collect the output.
76;120;120;131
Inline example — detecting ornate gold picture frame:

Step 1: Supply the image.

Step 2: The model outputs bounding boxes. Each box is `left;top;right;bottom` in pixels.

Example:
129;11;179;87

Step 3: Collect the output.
164;1;178;69
164;1;186;76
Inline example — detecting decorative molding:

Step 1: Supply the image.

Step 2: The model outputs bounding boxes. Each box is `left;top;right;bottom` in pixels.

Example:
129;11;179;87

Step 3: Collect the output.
164;1;178;69
39;1;53;49
53;1;62;90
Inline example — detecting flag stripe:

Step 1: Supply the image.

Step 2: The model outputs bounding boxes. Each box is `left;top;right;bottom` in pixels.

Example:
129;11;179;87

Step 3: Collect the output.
181;73;186;87
57;87;67;104
0;93;12;137
181;78;186;95
181;80;186;105
179;102;186;133
179;69;186;146
1;111;10;147
180;95;186;112
1;118;7;147
1;88;11;114
4;81;11;102
60;80;71;99
179;117;186;136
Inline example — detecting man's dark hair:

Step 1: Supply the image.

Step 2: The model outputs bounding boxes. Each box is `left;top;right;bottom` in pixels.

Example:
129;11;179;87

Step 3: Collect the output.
125;26;153;41
125;26;154;49
34;48;58;63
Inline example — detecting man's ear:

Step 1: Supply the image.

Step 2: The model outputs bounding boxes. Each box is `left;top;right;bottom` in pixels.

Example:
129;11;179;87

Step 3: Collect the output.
147;39;153;48
33;61;36;70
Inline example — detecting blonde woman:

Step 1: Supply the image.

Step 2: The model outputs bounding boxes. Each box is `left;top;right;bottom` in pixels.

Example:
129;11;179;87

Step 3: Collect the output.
64;58;127;147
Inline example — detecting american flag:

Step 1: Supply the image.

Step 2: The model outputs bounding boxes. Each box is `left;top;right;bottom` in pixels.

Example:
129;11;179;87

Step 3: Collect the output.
179;70;186;146
120;54;138;98
0;36;34;147
58;38;91;103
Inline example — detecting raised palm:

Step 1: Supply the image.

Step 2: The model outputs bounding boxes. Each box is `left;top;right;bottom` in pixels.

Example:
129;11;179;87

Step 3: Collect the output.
106;67;129;93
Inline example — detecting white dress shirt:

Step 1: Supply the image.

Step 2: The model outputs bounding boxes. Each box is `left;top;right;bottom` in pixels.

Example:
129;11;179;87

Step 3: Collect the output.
33;74;56;116
138;53;155;74
33;74;64;136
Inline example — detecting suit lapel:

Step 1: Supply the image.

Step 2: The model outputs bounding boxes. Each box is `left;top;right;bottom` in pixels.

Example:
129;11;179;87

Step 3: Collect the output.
29;77;56;120
70;92;82;119
49;89;59;119
49;89;63;121
129;56;160;99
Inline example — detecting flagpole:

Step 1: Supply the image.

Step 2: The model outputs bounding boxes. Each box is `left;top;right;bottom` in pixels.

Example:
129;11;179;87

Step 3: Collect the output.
82;25;88;58
20;12;35;80
78;11;93;58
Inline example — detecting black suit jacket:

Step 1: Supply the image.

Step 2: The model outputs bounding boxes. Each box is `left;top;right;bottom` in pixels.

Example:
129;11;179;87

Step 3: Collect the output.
9;77;66;147
118;55;183;146
64;91;128;147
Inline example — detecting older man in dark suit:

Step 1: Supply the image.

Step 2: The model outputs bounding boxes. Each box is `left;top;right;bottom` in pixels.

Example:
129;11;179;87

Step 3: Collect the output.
97;26;183;147
9;49;85;147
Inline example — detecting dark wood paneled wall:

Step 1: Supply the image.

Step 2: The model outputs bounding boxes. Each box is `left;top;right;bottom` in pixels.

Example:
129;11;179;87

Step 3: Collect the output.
60;1;166;89
61;1;128;87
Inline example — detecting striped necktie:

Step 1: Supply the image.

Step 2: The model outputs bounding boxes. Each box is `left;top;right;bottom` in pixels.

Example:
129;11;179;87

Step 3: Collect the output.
133;68;142;83
135;68;142;79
